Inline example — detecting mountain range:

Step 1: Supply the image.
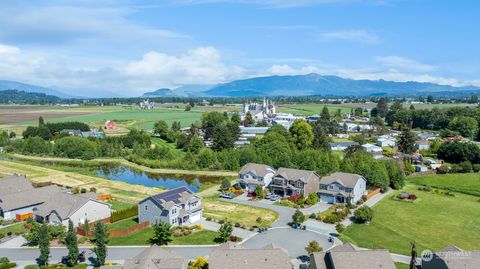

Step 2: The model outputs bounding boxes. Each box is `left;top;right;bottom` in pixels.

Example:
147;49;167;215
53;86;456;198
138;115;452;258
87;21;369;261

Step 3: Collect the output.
0;80;74;98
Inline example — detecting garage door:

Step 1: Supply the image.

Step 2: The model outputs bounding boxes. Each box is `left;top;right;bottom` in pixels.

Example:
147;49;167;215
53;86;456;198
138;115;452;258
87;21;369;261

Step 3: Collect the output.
320;195;334;204
190;212;202;223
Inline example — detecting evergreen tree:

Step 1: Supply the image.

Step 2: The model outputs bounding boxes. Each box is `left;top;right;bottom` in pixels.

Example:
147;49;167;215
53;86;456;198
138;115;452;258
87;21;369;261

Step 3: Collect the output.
218;222;233;243
305;240;323;254
320;106;330;122
245;111;254;126
65;220;79;266
231;113;241;125
38;223;50;266
38;116;45;127
93;222;108;266
398;126;416;154
149;221;173;246
311;123;330;150
376;97;388;117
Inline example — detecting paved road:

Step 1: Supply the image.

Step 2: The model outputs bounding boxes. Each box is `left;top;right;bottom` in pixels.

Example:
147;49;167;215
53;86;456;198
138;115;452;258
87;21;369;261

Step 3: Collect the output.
220;198;295;227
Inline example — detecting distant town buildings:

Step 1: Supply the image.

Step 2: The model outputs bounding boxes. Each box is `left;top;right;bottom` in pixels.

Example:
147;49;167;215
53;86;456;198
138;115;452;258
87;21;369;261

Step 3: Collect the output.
138;99;155;110
243;97;276;121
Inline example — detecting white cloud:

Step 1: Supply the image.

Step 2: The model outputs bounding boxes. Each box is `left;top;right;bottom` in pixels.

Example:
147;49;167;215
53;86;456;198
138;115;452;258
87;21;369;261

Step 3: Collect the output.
375;56;437;72
318;30;381;44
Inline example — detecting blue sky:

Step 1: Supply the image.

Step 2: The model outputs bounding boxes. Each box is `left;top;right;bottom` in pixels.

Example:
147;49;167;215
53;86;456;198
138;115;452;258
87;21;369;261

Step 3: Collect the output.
0;0;478;96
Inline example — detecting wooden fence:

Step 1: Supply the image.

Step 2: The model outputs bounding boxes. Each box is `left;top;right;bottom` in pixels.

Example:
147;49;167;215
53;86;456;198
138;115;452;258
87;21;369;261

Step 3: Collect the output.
77;221;149;238
367;188;381;200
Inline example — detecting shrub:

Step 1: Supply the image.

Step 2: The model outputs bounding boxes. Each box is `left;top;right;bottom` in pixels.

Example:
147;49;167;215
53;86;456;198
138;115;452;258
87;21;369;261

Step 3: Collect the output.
0;233;4;239
110;205;138;223
305;193;319;206
234;222;241;227
256;217;262;224
206;217;212;221
354;206;374;224
335;223;345;233
418;185;432;192
361;195;368;202
408;194;417;200
323;214;340;224
309;213;317;219
292;210;305;225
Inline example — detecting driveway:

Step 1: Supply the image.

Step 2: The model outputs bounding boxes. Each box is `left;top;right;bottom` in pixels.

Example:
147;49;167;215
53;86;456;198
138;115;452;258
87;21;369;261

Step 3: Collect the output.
300;203;330;215
220;198;295;227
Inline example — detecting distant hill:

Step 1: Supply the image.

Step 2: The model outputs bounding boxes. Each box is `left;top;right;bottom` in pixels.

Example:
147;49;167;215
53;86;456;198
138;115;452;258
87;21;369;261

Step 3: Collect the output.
142;88;189;98
0;80;73;98
0;90;61;104
204;73;480;97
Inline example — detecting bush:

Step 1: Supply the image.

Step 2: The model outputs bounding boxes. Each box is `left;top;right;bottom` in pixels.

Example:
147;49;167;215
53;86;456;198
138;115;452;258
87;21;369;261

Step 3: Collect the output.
335;223;345;233
234;222;241;227
408;194;417;200
110;205;138;223
354;206;374;224
0;263;17;269
256;217;262;224
206;217;212;221
0;233;4;239
418;185;432;192
305;193;319;206
292;210;305;225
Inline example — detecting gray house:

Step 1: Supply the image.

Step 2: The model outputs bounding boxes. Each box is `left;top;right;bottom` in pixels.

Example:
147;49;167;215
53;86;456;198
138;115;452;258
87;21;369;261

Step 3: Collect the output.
138;186;202;226
0;175;61;220
238;163;276;192
309;243;396;269
318;172;367;204
102;246;188;269
269;168;320;198
422;245;480;269
209;242;292;269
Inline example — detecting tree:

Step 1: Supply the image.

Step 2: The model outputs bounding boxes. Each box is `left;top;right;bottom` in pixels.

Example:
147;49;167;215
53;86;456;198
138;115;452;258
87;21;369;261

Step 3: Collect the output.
149;221;173;246
202;111;228;139
354;206;374;223
171;121;181;131
254;186;263;198
220;178;231;191
305;192;319;206
54;136;97;160
22;136;50;155
38;116;45;127
245;111;254;126
231;113;241;125
305;240;323;254
38;224;50;266
426;95;434;103
189;256;209;269
448;116;478;139
398;126;416;154
376;97;388;118
218;222;233;243
320;106;330;122
289;119;314;150
153;120;169;138
311;123;330;150
266;124;290;140
292;210;305;225
437;141;480;164
196;148;217;169
65;220;79;267
93;222;108;266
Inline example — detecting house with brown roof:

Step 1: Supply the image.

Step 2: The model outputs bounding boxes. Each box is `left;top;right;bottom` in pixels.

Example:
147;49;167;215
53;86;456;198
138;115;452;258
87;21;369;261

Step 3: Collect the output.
238;163;276;192
209;242;293;269
0;174;62;220
318;172;367;204
34;192;111;227
309;243;396;269
138;186;202;226
101;246;188;269
422;245;480;269
269;168;320;198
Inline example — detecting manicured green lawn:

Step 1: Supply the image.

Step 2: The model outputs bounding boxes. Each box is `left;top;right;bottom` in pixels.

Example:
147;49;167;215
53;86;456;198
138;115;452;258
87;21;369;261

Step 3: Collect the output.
107;218;139;231
409;173;480;197
395;263;409;269
0;222;27;234
340;184;480;255
109;200;136;212
203;198;279;228
108;229;219;246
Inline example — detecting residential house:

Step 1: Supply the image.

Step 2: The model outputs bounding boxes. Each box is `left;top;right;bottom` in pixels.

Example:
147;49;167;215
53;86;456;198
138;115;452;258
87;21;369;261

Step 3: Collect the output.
104;120;116;130
309;243;396;269
238;163;276;192
269;168;320;197
376;137;396;147
415;140;430;150
362;143;383;153
102;246;188;269
0;175;62;220
329;142;359;152
422;245;480;269
209;242;293;269
414;165;429;172
35;192;111;227
138;186;202;226
318;172;367;204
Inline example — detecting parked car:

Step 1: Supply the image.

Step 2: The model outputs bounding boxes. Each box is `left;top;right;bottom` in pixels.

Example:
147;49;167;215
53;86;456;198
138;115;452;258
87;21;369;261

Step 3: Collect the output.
269;194;280;201
265;192;273;199
219;193;234;199
299;264;308;269
247;192;255;198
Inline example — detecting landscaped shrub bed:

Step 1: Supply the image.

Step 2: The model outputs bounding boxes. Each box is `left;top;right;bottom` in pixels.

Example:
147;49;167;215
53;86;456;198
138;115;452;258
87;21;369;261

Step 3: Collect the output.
110;205;138;223
173;225;203;237
0;258;16;269
320;205;351;224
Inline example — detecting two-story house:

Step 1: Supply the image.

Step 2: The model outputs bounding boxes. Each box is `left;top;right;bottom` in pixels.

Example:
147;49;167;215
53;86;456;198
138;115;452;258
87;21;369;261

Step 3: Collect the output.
318;172;367;204
238;163;276;192
269;168;320;197
138;186;202;226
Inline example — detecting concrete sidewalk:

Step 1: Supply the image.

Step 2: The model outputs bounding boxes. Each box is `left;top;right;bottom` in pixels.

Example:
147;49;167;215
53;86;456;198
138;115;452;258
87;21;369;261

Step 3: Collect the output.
198;219;255;240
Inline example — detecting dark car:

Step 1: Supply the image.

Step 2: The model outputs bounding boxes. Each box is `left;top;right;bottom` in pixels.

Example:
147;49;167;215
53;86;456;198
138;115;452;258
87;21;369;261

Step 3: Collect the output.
299;264;308;269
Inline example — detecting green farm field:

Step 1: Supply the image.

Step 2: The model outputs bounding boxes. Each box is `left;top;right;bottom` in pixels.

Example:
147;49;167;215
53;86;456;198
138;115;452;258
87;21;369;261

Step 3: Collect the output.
340;183;480;255
408;173;480;197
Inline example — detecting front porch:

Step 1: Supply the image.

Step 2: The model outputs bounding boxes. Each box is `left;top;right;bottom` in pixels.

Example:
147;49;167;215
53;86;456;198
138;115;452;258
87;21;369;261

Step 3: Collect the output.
270;186;303;197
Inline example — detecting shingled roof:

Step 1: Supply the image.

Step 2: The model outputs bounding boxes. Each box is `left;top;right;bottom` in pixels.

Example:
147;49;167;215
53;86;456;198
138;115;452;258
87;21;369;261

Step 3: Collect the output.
142;186;199;210
0;174;34;196
209;242;292;269
0;184;61;211
121;246;187;269
275;168;320;183
239;163;275;178
35;192;107;220
422;245;480;269
320;172;365;189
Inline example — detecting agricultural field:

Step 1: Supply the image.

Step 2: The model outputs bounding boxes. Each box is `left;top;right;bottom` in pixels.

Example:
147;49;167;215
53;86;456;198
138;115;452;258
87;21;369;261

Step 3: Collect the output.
340;183;480;255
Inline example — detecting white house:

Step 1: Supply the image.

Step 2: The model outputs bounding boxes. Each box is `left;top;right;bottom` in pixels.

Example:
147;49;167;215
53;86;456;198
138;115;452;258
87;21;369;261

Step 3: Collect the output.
415;140;430;150
362;143;383;153
376;138;396;147
138;187;202;226
318;172;367;204
238;163;275;192
35;192;111;227
329;142;359;152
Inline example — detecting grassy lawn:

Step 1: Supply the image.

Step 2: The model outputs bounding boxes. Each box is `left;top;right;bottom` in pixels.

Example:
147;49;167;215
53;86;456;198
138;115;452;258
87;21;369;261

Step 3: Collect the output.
340;184;480;255
109;200;136;211
151;137;185;158
203;198;279;228
108;229;218;246
409;173;480;197
0;223;27;234
107;218;139;231
395;263;409;269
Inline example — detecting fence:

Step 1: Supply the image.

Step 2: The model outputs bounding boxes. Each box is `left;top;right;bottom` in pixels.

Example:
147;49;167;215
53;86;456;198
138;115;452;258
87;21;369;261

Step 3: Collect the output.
76;217;111;237
366;188;381;200
77;220;149;238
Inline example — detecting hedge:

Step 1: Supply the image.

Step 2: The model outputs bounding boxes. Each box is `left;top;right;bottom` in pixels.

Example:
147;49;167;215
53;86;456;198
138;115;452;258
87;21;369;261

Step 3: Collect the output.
110;205;138;223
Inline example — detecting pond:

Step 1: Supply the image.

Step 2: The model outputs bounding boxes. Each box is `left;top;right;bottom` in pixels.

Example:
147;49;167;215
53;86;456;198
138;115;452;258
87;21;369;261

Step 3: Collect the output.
96;165;206;192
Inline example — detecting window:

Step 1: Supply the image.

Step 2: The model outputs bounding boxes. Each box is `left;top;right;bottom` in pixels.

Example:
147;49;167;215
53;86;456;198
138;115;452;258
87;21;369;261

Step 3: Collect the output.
144;205;148;211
